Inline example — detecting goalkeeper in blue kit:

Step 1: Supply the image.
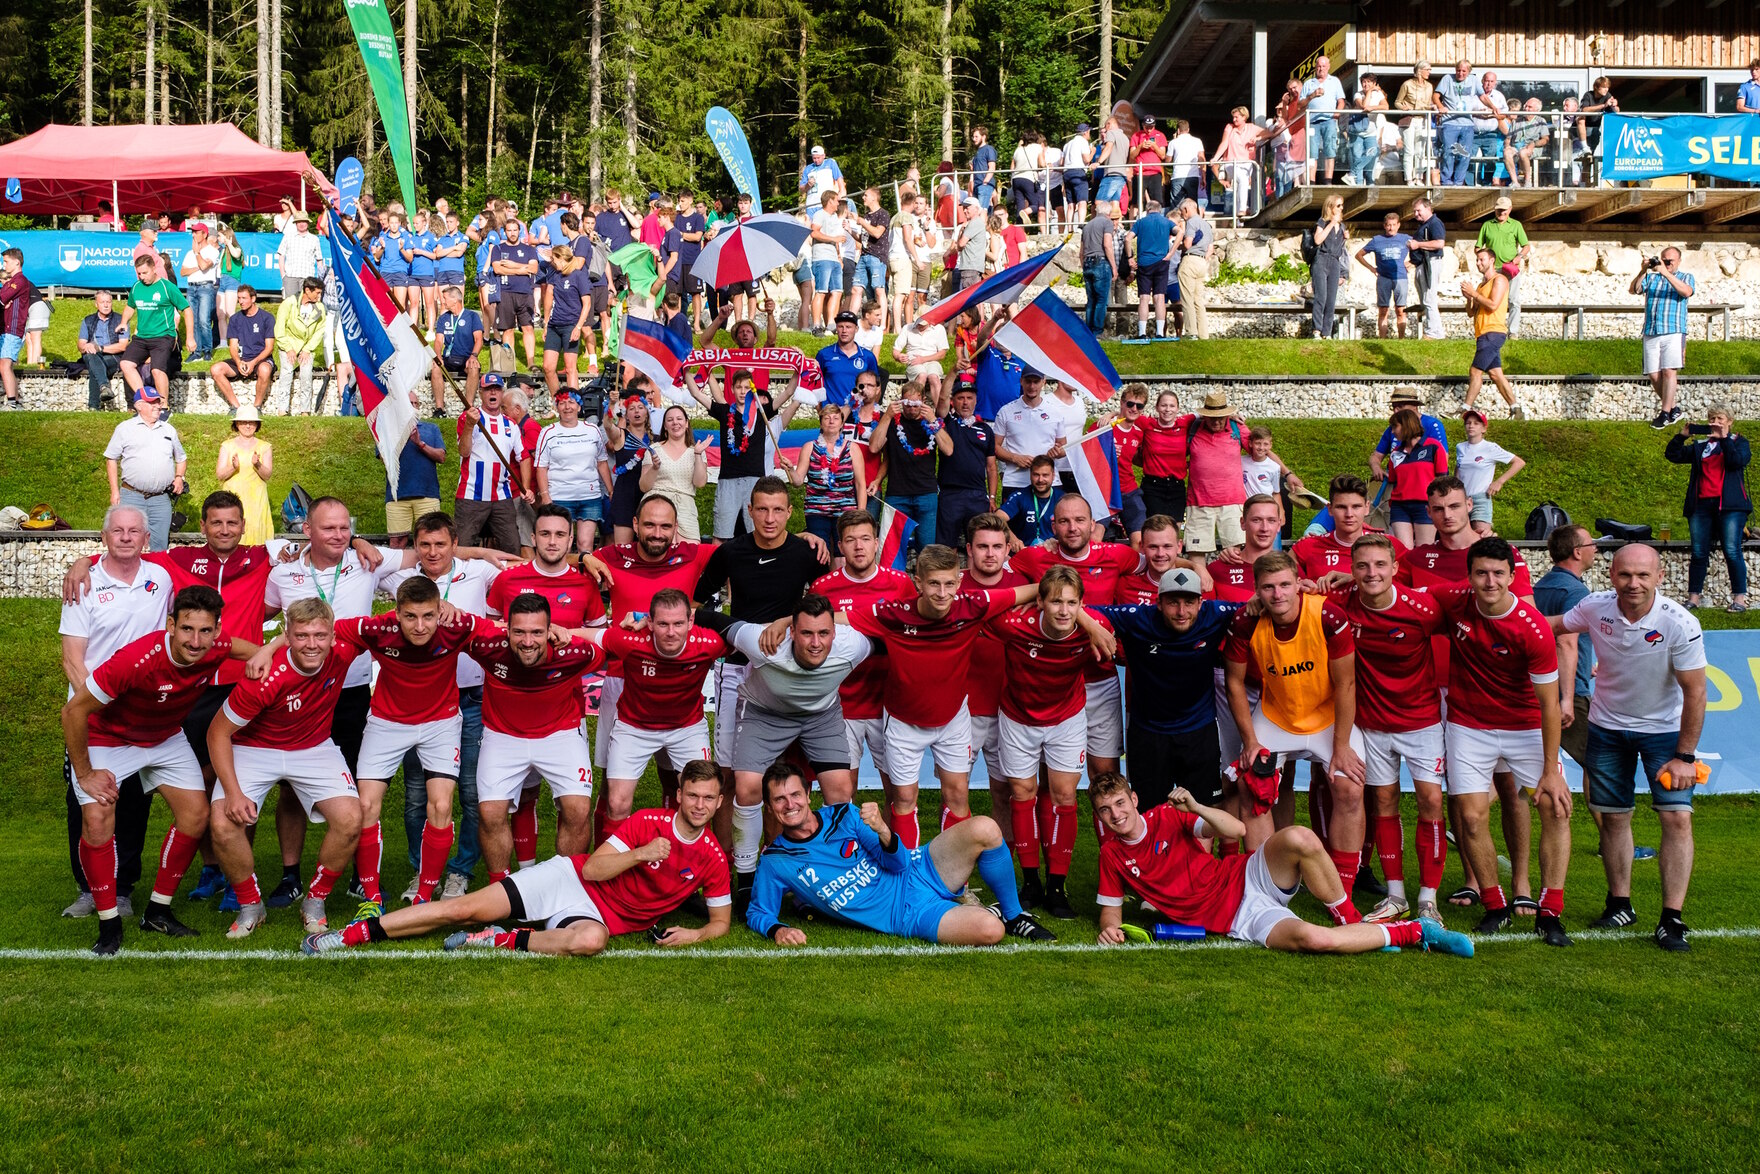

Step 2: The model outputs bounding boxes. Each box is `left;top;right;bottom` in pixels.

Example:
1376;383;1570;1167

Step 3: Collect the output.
746;762;1057;946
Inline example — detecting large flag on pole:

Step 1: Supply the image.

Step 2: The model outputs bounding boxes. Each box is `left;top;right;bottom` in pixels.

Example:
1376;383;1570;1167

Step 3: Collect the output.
341;0;418;215
705;107;763;214
322;208;425;494
1066;425;1124;521
620;314;693;396
912;246;1064;328
992;288;1123;402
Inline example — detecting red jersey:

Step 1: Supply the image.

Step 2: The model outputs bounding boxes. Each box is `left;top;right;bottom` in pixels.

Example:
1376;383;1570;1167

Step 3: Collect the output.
585;807;733;934
1135;415;1194;479
813;565;917;720
599;542;717;678
848;590;1018;727
1290;529;1408;582
960;567;1031;719
1397;541;1533;681
335;612;499;724
1206;557;1256;603
223;645;362;750
601;626;725;729
1097;805;1249;935
993;608;1112;725
85;632;230;748
1335;587;1444;733
486;562;607;629
471;635;606;738
1116;570;1161;607
1431;586;1559;732
1012;541;1141;682
146;544;276;686
1110;421;1143;495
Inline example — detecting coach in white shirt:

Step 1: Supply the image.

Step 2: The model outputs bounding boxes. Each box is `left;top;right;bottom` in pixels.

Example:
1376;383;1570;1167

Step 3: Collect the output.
1550;542;1707;952
992;368;1070;494
57;505;175;918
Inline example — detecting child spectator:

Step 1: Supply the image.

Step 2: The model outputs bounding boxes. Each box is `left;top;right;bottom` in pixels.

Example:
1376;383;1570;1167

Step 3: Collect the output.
1456;407;1525;535
1385;406;1450;546
1241;424;1309;546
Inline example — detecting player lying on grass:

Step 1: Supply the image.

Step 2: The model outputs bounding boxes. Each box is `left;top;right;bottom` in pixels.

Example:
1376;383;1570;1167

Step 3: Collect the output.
1088;773;1473;957
746;761;1057;946
302;759;732;956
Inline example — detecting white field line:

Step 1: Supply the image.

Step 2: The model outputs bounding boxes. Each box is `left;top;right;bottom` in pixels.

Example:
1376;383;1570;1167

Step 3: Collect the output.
1;925;1757;963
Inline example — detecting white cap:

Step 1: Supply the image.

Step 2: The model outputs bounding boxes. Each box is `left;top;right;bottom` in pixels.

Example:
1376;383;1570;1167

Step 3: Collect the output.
811;144;826;157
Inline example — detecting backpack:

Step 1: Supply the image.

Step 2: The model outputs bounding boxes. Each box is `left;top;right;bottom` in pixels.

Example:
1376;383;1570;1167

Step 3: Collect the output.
281;483;315;531
1524;500;1570;542
1301;228;1317;265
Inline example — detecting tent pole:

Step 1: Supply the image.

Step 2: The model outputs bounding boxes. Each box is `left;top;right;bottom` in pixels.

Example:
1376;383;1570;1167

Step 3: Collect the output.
113;179;119;226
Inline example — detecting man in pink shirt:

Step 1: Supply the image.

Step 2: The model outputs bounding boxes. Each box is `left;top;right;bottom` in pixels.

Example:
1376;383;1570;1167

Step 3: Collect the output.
1183;390;1249;554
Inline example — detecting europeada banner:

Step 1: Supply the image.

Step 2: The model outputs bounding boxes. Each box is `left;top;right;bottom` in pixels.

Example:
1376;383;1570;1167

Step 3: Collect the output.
342;0;418;215
1603;113;1760;184
705;107;763;213
0;229;327;292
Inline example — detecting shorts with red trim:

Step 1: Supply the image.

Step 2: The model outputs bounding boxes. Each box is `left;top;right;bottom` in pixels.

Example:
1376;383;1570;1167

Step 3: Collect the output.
477;726;593;806
75;736;204;806
1362;724;1446;788
214;741;357;822
357;713;462;782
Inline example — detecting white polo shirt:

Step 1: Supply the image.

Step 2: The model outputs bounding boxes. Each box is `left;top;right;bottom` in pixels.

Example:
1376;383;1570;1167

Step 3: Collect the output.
381;558;499;687
994;395;1071;489
1561;590;1707;734
1046;390;1089;474
103;416;186;494
58;557;176;696
265;546;402;688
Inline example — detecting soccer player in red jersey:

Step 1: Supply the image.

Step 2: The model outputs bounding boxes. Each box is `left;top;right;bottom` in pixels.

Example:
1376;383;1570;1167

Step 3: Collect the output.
472;593;606;880
812;509;917;825
1115;514;1211;605
206;598;365;937
582;589;725;835
1335;534;1449;924
305;759;732;956
961;513;1030;820
1207;495;1281;605
61;586;260;954
1223;553;1369;922
1432;536;1572;946
1291;474;1409;582
1090;774;1472;958
993;567;1114;917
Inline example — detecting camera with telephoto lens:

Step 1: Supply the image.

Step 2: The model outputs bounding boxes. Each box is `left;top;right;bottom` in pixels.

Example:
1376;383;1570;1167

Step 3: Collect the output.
1647;256;1663;269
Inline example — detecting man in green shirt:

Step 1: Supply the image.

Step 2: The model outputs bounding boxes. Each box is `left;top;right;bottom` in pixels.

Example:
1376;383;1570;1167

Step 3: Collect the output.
1475;196;1530;337
118;254;193;403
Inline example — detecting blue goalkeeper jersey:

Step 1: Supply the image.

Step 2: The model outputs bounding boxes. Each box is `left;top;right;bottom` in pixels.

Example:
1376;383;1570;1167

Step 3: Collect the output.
747;803;916;938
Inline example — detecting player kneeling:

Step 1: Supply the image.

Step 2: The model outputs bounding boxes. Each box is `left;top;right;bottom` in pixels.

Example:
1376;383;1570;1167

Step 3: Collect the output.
1089;773;1472;957
303;760;732;956
747;762;1056;946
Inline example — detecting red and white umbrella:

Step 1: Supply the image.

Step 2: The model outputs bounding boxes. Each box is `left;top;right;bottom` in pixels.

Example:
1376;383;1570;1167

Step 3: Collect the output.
690;213;810;287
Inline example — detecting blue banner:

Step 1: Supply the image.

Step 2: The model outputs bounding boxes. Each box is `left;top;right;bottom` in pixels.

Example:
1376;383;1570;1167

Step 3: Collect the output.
0;229;329;293
705;106;763;214
335;157;365;219
1603;114;1760;183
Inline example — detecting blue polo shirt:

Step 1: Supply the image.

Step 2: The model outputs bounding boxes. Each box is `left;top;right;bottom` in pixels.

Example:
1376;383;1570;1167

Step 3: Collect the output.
546;269;593;327
675;211;707;267
436;309;484;362
1131;212;1174;267
1001;486;1062;545
494;242;537;295
434;231;468;279
937;414;995;494
386;420;445;502
1532;567;1595;699
1375;412;1449;456
474;230;503;281
973;347;1022;421
1096;601;1241;735
1363;233;1413;280
375;230;412;276
594;209;634;252
814;342;880;408
409;229;438;279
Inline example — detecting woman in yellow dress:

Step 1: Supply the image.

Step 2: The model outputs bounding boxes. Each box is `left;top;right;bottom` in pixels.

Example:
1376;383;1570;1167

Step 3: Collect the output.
216;404;274;543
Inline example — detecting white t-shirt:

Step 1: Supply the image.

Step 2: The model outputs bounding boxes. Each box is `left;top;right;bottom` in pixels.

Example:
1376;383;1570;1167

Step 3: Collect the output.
1046;391;1088;473
265;546;404;688
182;243;220;285
994;396;1071;488
1561;592;1707;733
536;420;610;501
1242;455;1282;498
1473;88;1510;134
58;558;177;696
1455;439;1517;498
1062;135;1093;172
381;558;500;687
854;323;884;352
892;322;948;371
810;208;845;262
1168;134;1206;181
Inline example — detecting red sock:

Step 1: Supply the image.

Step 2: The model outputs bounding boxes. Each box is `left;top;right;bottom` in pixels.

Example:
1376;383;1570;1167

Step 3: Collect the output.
1384;920;1423;948
1539;886;1564;917
1009;798;1042;869
150;825;202;900
79;836;118;916
1309;773;1332;847
308;863;341;900
1216;836;1240;858
940;807;969;832
355;821;384;904
1482;884;1508;912
235;873;263;907
1325;895;1362;926
491;929;529;950
1035;791;1055;852
417;822;455;900
489;868;511;883
1376;815;1405;886
512;798;539;864
1417;818;1447;890
892;807;920;849
1328;849;1361;891
340;919;374;947
1048;804;1079;878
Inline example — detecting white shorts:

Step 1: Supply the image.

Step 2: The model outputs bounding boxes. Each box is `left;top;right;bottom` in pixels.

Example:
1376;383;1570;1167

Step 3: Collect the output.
1226;847;1301;947
607;719;713;781
216;742;358;823
504;854;607;930
999;712;1087;777
713;662;750;769
1250;710;1366;776
1363;725;1446;788
969;713;1002;778
1642;332;1684;376
1444;722;1552;796
592;674;624;770
357;713;463;782
884;705;973;788
1085;677;1124;758
477;727;592;807
76;736;204;806
845;715;887;775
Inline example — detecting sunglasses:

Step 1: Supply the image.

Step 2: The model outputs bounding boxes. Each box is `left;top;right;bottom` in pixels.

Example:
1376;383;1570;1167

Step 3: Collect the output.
1123;401;1146;409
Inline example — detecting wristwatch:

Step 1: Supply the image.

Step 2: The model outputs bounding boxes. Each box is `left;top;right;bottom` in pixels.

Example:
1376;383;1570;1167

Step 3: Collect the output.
1675;751;1696;764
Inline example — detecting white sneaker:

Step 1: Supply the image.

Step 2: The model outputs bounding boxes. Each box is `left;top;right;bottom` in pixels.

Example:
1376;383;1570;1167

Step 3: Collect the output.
440;873;469;900
62;892;96;918
400;876;421;904
301;895;329;934
226;902;268;939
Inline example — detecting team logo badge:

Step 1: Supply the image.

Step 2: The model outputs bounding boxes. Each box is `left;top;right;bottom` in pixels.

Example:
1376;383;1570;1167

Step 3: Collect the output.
322;677;336;690
678;866;695;881
840;839;859;859
1599;620;1614;636
1152;840;1169;855
144;580;159;593
1643;629;1664;646
59;244;82;273
1490;639;1509;655
558;592;573;605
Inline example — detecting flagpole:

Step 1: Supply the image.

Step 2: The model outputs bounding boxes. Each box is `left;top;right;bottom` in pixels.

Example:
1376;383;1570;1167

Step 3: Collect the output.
434;359;519;473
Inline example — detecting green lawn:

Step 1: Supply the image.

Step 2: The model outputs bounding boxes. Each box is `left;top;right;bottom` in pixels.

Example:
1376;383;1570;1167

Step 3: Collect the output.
1;597;1757;1169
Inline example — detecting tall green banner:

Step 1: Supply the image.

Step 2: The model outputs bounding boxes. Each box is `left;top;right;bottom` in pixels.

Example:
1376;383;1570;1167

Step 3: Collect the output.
342;0;417;214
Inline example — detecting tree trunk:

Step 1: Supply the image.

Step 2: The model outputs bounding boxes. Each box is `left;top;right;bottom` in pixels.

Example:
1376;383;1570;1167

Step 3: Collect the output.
623;10;638;167
271;0;283;147
161;64;170;125
589;0;602;199
940;0;953;162
1098;0;1113;116
485;0;502;179
797;21;809;174
461;72;469;188
525;92;541;205
83;0;93;126
404;0;419;162
144;3;155;127
204;0;214;123
255;0;269;144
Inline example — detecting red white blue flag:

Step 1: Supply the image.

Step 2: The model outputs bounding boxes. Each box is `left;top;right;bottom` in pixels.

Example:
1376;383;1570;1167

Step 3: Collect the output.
877;501;917;571
1066;424;1124;520
913;247;1064;328
993;287;1122;402
321;207;424;493
621;314;694;395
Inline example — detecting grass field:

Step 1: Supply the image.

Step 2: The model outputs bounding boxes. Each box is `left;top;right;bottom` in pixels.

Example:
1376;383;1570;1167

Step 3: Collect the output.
3;598;1760;1170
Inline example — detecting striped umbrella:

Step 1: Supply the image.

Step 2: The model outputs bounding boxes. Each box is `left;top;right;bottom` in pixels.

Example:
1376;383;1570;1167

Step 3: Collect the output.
689;213;810;287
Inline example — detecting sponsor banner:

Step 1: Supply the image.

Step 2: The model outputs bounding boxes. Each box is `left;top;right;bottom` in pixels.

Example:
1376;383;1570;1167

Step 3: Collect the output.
0;229;326;292
1604;114;1760;183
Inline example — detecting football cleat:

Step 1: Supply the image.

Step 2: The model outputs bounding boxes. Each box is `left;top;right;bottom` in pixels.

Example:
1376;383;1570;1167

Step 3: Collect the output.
140;903;198;938
1043;884;1076;920
400;877;422;904
1589;903;1637;930
1415;899;1443;925
1001;910;1057;942
1018;872;1046;912
1535;914;1573;948
1364;895;1411;924
1474;907;1513;935
92;917;124;956
217;885;241;914
1418;918;1475;958
265;874;304;909
440;873;470;900
443;925;508;951
300;896;329;934
188;865;227;901
301;930;348;955
226;902;268;939
1654;921;1690;954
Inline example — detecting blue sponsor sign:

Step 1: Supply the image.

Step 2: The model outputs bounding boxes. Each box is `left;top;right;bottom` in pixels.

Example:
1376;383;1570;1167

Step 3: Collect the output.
1604;113;1760;184
705;106;763;214
0;230;331;292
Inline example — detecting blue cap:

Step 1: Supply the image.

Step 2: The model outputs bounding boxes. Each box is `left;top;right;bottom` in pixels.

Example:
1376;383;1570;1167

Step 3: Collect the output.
1019;363;1044;379
479;372;505;389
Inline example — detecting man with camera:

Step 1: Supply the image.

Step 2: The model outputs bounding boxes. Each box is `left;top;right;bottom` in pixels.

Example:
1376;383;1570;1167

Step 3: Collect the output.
1632;247;1695;430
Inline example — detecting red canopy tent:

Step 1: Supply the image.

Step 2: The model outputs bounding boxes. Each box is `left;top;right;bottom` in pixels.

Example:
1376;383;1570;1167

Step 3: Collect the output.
0;123;329;217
